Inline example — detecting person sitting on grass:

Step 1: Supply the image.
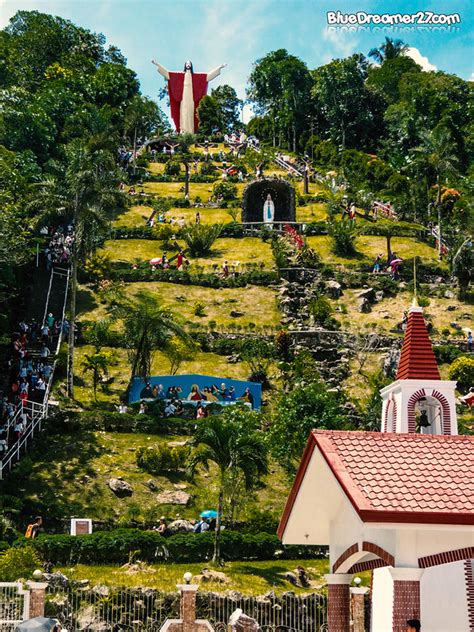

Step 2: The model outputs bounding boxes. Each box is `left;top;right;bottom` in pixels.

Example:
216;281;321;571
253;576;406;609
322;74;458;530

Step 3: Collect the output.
154;516;168;536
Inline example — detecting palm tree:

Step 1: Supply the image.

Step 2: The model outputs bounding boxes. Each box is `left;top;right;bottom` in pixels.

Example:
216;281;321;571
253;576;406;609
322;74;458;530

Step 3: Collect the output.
187;409;268;563
81;352;113;401
118;292;188;383
411;127;459;258
369;37;408;64
31;139;124;397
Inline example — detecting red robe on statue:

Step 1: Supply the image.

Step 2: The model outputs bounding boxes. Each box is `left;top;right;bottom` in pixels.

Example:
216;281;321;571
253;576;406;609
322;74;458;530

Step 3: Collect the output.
168;72;209;132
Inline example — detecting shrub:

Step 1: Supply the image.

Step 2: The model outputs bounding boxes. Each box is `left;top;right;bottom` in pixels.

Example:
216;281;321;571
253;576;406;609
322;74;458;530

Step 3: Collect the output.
0;545;42;581
181;223;222;256
83;252;112;284
328;220;358;256
448;356;474;392
434;345;463;365
136;444;189;473
193;300;206;316
213;181;237;201
164;160;181;176
200;161;217;176
308;296;334;327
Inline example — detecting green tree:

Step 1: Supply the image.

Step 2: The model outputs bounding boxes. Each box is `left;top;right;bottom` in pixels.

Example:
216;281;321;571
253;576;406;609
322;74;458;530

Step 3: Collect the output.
367;56;421;105
188;407;268;562
118;292;187;382
450;238;473;299
163;336;195;375
124;94;169;168
247;49;312;150
311;54;380;151
211;85;242;132
31;138;124;397
410;126;459;258
383;71;471;170
268;382;348;474
81;351;115;400
197;95;222;136
368;37;408;63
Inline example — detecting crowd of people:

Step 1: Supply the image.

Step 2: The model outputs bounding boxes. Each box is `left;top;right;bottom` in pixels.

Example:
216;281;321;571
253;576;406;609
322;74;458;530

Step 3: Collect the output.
0;225;73;464
43;225;75;270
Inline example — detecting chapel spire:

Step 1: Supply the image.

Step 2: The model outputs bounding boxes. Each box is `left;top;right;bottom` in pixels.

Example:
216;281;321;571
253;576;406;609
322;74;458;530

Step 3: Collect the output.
396;304;441;381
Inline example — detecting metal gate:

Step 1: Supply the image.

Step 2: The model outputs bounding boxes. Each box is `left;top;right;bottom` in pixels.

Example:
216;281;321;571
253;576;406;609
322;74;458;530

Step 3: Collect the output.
0;582;30;630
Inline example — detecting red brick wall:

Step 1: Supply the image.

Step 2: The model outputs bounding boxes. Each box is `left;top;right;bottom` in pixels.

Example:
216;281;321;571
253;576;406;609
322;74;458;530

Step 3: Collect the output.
332;543;359;573
464;560;474;632
328;583;350;632
29;588;45;618
392;580;420;631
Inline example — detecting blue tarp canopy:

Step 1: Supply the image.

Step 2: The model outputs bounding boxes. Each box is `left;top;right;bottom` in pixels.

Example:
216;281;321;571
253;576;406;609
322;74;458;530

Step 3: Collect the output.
129;374;261;410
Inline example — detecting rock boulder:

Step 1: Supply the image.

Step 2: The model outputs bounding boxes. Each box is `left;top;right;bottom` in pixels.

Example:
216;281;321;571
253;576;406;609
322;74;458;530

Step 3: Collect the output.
108;478;133;497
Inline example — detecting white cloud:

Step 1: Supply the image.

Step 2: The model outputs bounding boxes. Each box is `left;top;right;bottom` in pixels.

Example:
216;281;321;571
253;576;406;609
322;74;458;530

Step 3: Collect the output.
321;27;360;62
404;47;437;72
469;72;474;82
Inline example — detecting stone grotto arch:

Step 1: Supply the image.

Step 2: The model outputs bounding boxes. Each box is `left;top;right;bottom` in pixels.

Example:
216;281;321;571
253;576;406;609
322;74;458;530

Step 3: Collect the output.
241;177;296;223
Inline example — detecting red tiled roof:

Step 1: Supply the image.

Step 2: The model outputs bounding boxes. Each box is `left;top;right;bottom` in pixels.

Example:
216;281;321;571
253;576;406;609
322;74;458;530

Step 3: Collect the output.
278;430;474;537
397;307;440;380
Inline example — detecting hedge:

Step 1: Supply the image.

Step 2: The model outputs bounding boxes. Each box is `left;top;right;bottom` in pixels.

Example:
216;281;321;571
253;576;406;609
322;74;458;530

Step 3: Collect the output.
23;529;324;564
111;224;247;240
46;412;197;436
107;267;278;287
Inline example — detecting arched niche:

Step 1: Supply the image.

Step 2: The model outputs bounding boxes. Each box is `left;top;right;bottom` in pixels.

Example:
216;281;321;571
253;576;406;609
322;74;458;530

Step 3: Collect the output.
241;178;296;223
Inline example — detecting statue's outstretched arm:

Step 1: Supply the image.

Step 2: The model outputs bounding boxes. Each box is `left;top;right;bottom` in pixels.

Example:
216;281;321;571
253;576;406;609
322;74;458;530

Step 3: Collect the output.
206;63;227;82
152;60;170;80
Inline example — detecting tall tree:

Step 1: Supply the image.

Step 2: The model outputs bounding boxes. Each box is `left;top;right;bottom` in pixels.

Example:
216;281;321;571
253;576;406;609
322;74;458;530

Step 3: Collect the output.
31;138;123;397
188;408;268;562
211;85;242;131
118;292;187;382
410;127;459;258
311;54;381;151
368;37;408;64
197;96;222;136
247;49;312;150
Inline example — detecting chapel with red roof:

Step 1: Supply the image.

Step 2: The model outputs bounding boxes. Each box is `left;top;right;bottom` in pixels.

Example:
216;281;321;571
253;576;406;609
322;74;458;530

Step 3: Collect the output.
278;301;474;632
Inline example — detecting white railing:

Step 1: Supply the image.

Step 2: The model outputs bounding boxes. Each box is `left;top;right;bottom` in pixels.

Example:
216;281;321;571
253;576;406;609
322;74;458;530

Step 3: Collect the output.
274;154;303;177
0;582;30;628
0;400;47;479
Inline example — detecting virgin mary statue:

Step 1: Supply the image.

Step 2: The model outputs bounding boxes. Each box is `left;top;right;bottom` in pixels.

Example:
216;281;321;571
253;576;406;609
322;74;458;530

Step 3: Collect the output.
263;194;275;226
152;59;226;134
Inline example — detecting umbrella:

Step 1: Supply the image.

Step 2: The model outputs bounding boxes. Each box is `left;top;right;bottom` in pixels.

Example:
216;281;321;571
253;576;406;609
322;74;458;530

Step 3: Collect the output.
149;257;162;265
16;617;60;631
200;509;218;519
390;258;403;266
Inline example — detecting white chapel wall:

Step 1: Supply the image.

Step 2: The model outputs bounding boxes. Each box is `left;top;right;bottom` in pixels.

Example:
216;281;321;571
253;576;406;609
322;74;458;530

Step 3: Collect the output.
421;560;469;632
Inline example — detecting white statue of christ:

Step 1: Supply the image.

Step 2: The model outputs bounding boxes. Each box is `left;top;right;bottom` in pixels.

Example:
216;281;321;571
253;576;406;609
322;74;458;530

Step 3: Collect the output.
263;194;275;226
152;59;226;134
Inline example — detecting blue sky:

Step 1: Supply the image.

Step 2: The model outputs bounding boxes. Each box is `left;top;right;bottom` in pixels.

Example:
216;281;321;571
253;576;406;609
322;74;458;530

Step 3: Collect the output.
1;0;472;120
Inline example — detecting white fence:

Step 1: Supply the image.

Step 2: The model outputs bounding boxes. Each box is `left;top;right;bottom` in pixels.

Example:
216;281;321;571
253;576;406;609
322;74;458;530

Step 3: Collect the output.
0;582;30;630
